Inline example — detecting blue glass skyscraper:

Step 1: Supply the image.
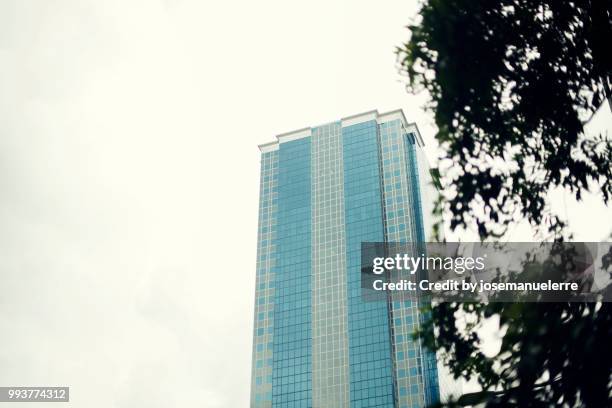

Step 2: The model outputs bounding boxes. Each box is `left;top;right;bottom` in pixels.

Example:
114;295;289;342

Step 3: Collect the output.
251;109;446;408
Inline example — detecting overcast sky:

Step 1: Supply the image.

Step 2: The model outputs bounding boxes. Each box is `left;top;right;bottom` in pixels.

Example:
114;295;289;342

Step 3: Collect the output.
0;1;610;407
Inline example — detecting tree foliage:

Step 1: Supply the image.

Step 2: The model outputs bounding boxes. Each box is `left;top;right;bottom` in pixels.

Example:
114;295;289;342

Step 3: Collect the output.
397;1;612;406
398;0;612;239
417;243;612;407
421;301;611;407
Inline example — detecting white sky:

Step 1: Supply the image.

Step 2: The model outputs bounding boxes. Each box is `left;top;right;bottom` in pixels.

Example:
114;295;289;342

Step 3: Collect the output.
0;1;610;407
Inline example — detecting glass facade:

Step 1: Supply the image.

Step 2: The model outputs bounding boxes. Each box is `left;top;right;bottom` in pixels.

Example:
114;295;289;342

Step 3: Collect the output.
343;120;395;408
272;137;312;407
251;110;444;408
311;123;350;407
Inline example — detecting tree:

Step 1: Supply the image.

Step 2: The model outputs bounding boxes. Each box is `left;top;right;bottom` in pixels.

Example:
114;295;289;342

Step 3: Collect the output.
397;1;612;406
398;0;611;240
416;243;612;407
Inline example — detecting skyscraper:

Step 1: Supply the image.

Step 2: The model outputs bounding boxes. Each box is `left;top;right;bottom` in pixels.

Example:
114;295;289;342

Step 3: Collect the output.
251;109;445;408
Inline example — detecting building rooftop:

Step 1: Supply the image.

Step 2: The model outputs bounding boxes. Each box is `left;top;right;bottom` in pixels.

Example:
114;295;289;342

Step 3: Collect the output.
258;108;425;152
